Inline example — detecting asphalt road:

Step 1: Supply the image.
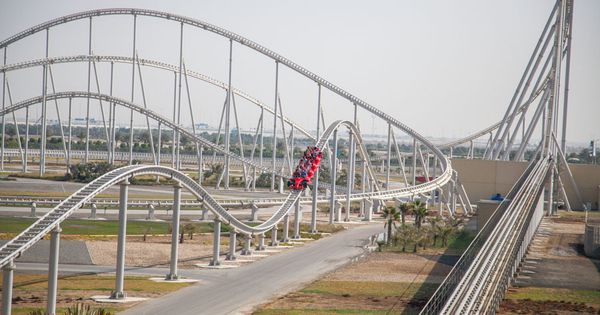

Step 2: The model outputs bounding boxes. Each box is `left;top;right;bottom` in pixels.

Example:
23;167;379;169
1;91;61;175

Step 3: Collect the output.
0;177;284;200
15;223;382;314
117;223;381;315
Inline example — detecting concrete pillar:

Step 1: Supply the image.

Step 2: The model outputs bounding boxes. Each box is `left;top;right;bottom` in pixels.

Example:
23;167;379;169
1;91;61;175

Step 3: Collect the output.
279;177;284;194
292;201;301;239
146;203;155;220
209;218;221;266
329;129;338;226
111;179;129;299
30;202;37;217
166;183;181;280
47;225;61;315
269;225;279;246
335;201;343;222
1;260;15;315
363;199;373;222
255;233;265;251
281;214;290;243
200;207;209;221
89;203;97;219
226;229;237;261
250;202;259;221
240;234;252;255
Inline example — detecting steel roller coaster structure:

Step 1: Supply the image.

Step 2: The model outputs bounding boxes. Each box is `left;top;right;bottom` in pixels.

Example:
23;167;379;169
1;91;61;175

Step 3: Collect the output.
0;0;584;313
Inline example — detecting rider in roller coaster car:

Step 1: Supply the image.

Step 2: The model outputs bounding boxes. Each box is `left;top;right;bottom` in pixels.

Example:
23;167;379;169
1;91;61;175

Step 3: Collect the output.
287;146;322;190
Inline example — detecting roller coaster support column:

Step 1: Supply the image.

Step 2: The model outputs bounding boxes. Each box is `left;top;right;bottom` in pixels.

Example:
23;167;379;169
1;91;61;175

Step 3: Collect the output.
250;202;259;221
310;84;323;233
386;124;392;189
209;218;221;266
362;199;373;222
270;61;279;192
39;28;49;176
412;139;417;188
269;225;279;246
329;129;338;224
241;234;252;256
281;214;290;243
226;229;237;261
47;225;61;315
292;200;301;239
256;234;266;251
1;260;15;315
335;201;343;223
360;160;367;217
224;39;233;188
111;179;129;299
1;47;5;171
166;182;182;280
346;128;356;222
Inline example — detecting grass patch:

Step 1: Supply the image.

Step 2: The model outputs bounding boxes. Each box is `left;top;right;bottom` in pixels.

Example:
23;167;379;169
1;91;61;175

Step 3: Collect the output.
505;287;600;304
3;274;189;315
301;281;438;300
382;228;475;255
0;217;224;236
446;230;476;253
10;275;189;293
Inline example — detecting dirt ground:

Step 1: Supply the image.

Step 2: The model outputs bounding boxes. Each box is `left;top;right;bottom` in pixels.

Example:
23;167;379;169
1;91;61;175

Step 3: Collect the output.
86;234;218;267
258;251;457;314
499;298;599;314
498;213;600;314
324;252;453;283
510;215;600;290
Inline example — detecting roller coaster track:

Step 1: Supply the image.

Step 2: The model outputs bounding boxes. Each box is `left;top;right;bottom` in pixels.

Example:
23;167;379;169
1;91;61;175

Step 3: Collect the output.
0;92;375;182
0;7;450;175
0;7;467;313
420;157;551;314
0;54;314;140
0;116;451;270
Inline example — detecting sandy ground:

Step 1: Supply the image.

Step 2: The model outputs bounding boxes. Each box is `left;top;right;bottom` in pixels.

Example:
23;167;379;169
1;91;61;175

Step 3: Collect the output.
86;234;218;267
512;215;600;290
259;251;457;313
497;214;600;314
324;252;453;283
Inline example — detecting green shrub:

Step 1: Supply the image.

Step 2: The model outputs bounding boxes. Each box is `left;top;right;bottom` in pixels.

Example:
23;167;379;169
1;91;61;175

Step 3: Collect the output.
66;162;116;183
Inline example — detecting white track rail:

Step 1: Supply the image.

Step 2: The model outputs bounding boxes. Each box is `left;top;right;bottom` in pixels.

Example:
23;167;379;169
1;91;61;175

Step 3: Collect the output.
420;157;551;314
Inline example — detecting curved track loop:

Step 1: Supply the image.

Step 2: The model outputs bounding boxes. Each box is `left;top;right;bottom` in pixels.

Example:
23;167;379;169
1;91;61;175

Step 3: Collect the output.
0;7;451;183
0;117;449;270
0;91;387;190
0;91;453;198
0;164;298;270
0;55;314;140
436;80;548;149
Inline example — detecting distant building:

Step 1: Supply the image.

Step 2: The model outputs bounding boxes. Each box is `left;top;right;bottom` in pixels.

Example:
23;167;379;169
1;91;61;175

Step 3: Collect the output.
195;123;210;130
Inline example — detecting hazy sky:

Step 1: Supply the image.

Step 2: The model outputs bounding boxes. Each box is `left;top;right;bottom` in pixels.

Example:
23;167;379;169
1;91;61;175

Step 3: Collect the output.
0;0;598;146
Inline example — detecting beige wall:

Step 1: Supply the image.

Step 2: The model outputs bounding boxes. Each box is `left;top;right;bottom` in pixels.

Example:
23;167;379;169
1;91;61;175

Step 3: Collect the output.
451;159;527;202
451;159;600;210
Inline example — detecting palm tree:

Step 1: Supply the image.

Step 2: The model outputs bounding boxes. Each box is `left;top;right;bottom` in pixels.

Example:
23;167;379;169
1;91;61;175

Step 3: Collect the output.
411;200;428;229
382;206;401;245
395;224;417;252
418;226;433;250
439;225;455;247
398;202;412;224
427;216;442;246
